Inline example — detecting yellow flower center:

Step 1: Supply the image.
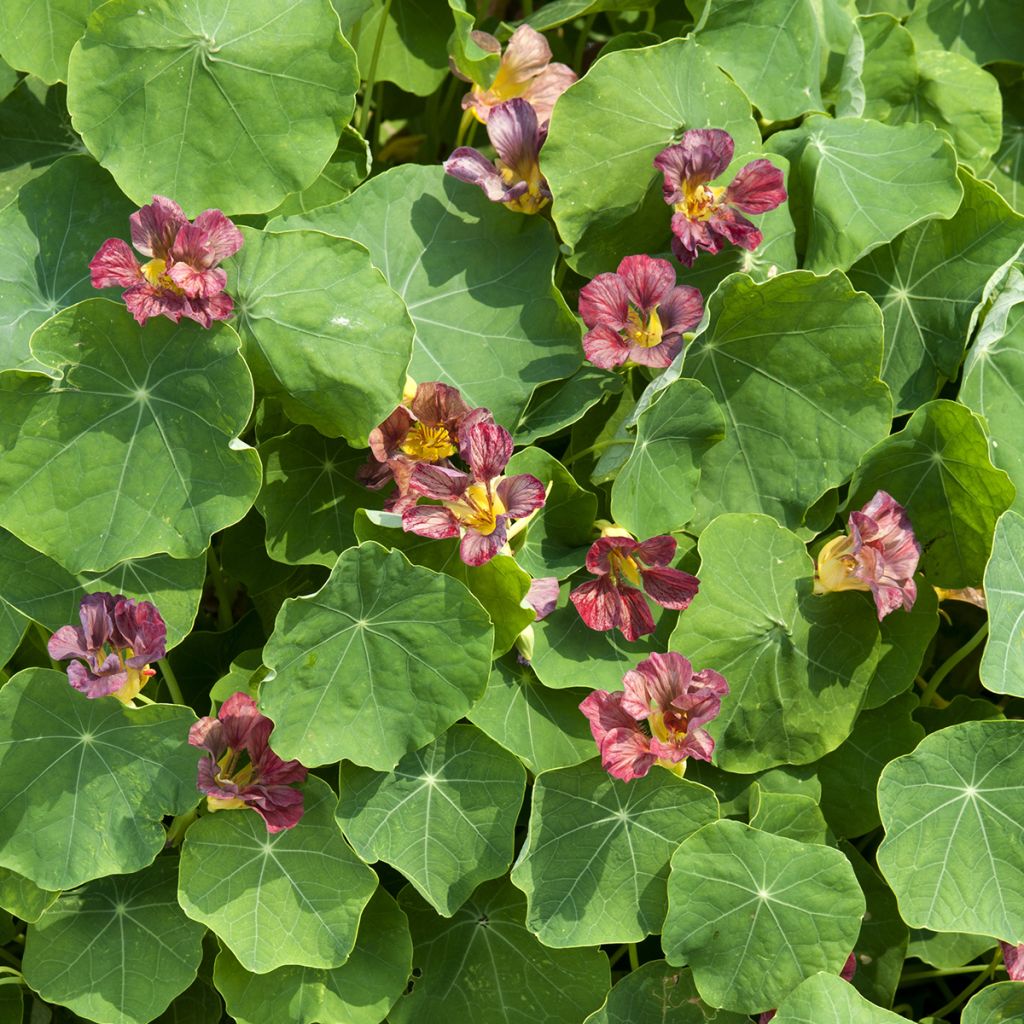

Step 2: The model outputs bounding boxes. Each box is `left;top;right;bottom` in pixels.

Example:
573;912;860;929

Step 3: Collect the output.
500;161;550;216
813;534;869;596
140;257;184;294
452;481;506;535
607;548;642;587
400;423;457;462
675;183;724;221
625;306;664;348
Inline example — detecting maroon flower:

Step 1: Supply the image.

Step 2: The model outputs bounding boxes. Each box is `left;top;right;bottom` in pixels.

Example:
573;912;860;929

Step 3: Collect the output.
189;693;307;833
48;592;166;703
758;953;857;1021
1001;941;1024;981
90;195;243;327
578;254;703;369
653;129;787;267
814;490;921;620
570;534;699;642
444;98;552;215
402;421;546;566
579;652;728;781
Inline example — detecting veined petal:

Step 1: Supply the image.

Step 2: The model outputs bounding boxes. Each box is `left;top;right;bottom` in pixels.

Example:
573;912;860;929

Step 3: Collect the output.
1000;942;1024;981
654;130;734;200
410;382;470;429
524;576;559;620
369;406;415;462
487;98;543;184
657;285;704;335
497;473;546;518
410;462;472;500
444;147;514;203
48;625;89;662
623;335;682;368
67;656;126;699
185;209;245;263
578;273;630;330
583;325;633;369
622;651;694;718
129;195;187;259
669;213;720;266
521;62;577;125
122;283;187;326
579;689;635;742
641;566;699;610
708;206;762;251
599;726;656;781
634;535;677;567
500;25;553;86
460;518;508;566
584;535;640;575
188;716;226;759
725;159;787;213
402;504;461;540
616;254;675;315
185;291;234;327
463;421;513;480
90;238;143;289
218;692;272;752
166;261;228;299
247;784;306;832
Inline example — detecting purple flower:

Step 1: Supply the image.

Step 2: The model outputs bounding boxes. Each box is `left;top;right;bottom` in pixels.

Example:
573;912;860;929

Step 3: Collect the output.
570;534;700;642
579;652;728;781
444;98;552;215
578;254;703;369
90;195;243;327
653;129;787;267
814;490;921;619
48;592;166;704
189;693;308;833
402;421;546;566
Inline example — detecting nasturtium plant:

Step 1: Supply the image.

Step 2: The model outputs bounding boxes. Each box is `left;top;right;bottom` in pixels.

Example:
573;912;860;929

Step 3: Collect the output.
1;4;1021;1022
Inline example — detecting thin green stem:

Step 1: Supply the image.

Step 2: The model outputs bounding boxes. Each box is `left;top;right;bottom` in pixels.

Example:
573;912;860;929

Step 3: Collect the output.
627;942;639;971
0;968;24;986
158;658;185;705
608;944;630;966
358;0;393;136
165;807;199;848
206;546;234;631
562;438;632;466
573;14;597;71
919;621;988;706
0;947;20;969
930;951;998;1019
900;964;992;982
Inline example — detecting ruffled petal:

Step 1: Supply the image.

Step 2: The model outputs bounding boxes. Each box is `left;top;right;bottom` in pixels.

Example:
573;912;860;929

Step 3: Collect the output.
486;98;543;183
217;692;271;751
578;272;630;329
669;212;720;266
579;689;635;743
616;254;675;315
496;473;546;518
444;147;514;203
599;726;656;781
584;535;639;575
622;651;693;718
248;784;306;832
501;25;553;84
402;504;461;540
369;406;415;462
188;716;226;758
184;209;245;263
725;159;787;213
524;576;559;620
623;336;682;368
129;195;188;259
460;519;507;566
410;462;472;501
89;238;142;289
641;566;700;610
166;260;228;299
463;422;513;481
707;206;763;251
48;625;89;662
657;285;704;335
67;656;126;699
654;130;734;200
185;291;233;327
521;62;577;125
122;283;187;326
410;382;470;429
583;325;633;369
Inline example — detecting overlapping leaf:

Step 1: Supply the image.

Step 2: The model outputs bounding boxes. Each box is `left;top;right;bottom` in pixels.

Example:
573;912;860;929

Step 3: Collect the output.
353;0;450;96
0;0;103;84
981;511;1024;698
905;0;1023;65
773;972;911;1024
962;982;1024;1024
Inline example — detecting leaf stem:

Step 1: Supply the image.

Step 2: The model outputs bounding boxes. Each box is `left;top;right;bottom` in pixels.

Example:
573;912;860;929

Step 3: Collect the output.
165;807;199;848
358;0;393;137
627;942;639;971
573;14;597;71
930;950;999;1018
919;621;988;706
206;546;234;631
900;964;993;982
0;948;20;969
562;438;632;466
158;658;185;705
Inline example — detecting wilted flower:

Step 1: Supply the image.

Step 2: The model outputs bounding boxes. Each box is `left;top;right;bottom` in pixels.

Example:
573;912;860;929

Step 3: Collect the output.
189;693;307;833
580;652;728;781
814;491;920;620
48;592;166;704
578;254;703;369
359;381;492;512
758;954;857;1021
444;98;551;214
653;129;786;267
570;533;699;642
1000;941;1024;981
90;195;243;327
459;25;576;127
402;421;546;566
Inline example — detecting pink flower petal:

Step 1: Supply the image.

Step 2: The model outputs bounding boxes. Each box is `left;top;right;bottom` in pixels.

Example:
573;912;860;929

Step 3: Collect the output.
487;98;543;182
1001;941;1024;981
584;535;640;575
634;535;677;567
497;473;546;518
186;291;234;327
725;159;787;213
500;25;554;86
669;212;720;266
402;504;461;540
623;336;682;368
166;260;228;299
583;325;633;369
130;195;188;259
410;463;471;501
524;577;559;620
708;206;762;251
463;422;513;481
186;209;245;263
616;254;675;315
654;130;735;201
578;273;630;329
122;283;186;326
89;238;142;289
521;62;577;125
657;285;704;335
622;651;694;718
599;726;656;781
444;146;513;203
369;406;415;462
579;689;635;744
641;566;700;610
460;520;507;566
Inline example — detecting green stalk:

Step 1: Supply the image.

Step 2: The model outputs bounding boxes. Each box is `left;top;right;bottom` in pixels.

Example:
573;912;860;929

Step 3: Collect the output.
165;807;199;847
627;943;639;971
573;14;597;71
562;438;632;466
0;948;20;969
930;951;999;1019
358;0;393;137
900;964;992;982
158;658;185;705
206;546;234;631
919;621;988;706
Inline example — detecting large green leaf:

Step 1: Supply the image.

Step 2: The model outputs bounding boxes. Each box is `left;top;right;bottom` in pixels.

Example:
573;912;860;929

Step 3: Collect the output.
982;81;1024;214
543;39;760;277
260;542;493;769
0;299;260;573
670;514;882;772
0;867;58;923
848;168;1024;412
981;511;1024;698
390;878;610;1024
0;78;81;176
0;528;203;649
0;669;200;890
0;600;28;667
583;961;748;1024
515;366;623;446
848;400;1015;588
270;166;580;429
767;116;961;273
66;0;358;214
178;776;377;973
610;377;724;539
0;0;103;84
0;154;135;373
773;972;911;1023
213;888;412;1024
682;271;890;532
906;928;997;969
876;719;1024;943
511;759;718;946
962;982;1024;1024
905;0;1023;65
663;819;865;1014
748;787;830;845
230;227;412;445
338;725;525;916
467;658;595;775
354;0;449;96
695;0;823;121
22;857;205;1024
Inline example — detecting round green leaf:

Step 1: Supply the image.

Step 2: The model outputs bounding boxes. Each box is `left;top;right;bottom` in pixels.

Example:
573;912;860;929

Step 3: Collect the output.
543;39;760;277
748;787;830;845
0;0;103;84
515;366;623;446
23;857;205;1024
390;877;610;1024
0;154;135;373
0;528;203;649
338;724;525;916
511;759;718;947
260;542;493;769
906;929;996;969
877;719;1024;943
849;168;1024;413
213;887;412;1024
610;377;724;538
773;972;911;1024
467;657;595;775
0;669;201;890
583;961;748;1024
906;0;1023;66
67;0;358;214
982;511;1024;697
849;399;1015;588
670;514;882;772
767;116;962;273
0;600;28;667
962;982;1024;1024
0;867;58;923
178;775;377;973
0;299;260;573
270;166;581;430
230;227;412;444
982;81;1024;214
683;271;890;532
0;78;81;177
663;819;865;1014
